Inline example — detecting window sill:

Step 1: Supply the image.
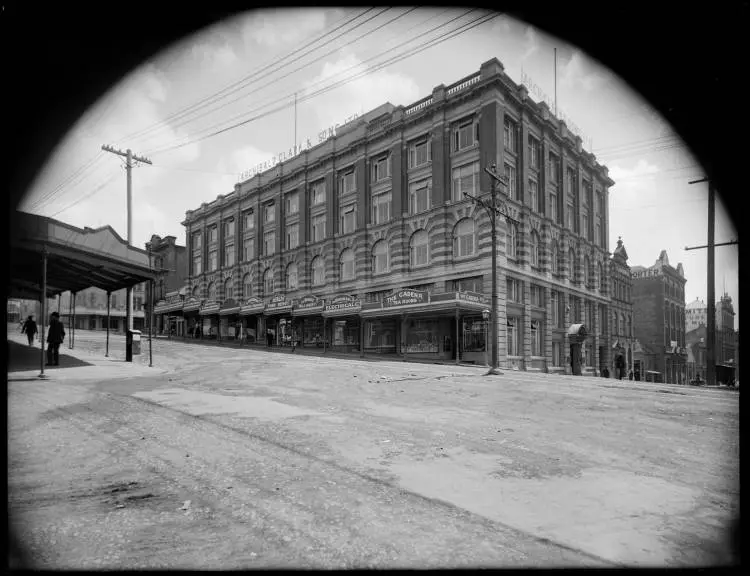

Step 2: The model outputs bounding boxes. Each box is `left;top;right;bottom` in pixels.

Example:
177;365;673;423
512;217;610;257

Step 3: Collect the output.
453;254;478;262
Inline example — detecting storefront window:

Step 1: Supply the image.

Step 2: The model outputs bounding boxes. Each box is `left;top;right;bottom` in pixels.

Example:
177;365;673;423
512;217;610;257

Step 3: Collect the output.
366;319;396;351
507;317;520;356
405;319;440;354
530;320;541;356
333;319;359;346
462;316;486;352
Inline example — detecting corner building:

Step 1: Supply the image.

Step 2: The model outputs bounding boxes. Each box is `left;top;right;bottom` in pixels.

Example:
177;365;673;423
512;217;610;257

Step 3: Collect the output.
181;58;614;371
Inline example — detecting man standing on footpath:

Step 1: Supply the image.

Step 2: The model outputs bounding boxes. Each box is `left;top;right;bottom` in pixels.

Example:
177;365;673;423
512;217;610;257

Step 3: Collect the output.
21;315;37;346
46;311;66;366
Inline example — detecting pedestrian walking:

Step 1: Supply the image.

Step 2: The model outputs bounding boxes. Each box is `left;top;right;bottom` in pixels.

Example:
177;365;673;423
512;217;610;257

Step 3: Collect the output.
21;315;38;346
266;328;273;348
46;311;66;366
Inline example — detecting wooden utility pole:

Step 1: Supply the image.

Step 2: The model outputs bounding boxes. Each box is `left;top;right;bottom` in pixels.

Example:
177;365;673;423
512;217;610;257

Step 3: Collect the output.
102;145;152;333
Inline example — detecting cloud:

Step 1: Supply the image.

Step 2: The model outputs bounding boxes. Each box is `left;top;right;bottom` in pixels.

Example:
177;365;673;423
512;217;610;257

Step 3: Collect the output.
559;50;609;92
241;8;330;49
521;26;539;61
302;52;421;129
190;41;239;71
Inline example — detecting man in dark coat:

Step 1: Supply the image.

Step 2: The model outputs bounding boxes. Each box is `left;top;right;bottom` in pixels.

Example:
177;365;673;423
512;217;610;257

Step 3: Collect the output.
46;312;66;366
21;315;37;346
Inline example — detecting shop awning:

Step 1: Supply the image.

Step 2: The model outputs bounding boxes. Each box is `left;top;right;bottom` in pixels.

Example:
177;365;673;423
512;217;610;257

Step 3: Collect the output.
239;297;265;316
219;298;240;316
359;291;488;319
199;301;221;316
322;296;362;318
292;296;325;316
182;297;202;313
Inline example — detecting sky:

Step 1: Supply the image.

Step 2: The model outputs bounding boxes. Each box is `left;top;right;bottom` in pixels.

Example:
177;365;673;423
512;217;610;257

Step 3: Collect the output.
19;7;739;326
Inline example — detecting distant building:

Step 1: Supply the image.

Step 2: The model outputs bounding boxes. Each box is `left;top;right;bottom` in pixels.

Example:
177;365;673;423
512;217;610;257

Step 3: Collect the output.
7;299;21;324
55;283;147;333
682;293;737;383
144;234;188;335
685;297;707;331
631;250;687;384
685;325;707;381
608;236;634;378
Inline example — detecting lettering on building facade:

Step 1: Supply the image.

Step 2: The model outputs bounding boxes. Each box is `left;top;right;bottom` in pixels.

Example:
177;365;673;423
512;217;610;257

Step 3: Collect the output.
296;295;324;310
324;295;362;313
383;289;429;308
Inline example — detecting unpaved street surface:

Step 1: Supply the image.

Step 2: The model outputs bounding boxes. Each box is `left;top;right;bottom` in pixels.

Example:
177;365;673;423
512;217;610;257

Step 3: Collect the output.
8;329;740;568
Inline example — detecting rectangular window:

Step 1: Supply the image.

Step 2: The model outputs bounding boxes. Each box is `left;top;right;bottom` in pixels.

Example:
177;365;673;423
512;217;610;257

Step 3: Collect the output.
264;204;275;224
595;221;602;247
408;138;432;168
285;192;299;215
243;211;255;231
552;341;562;366
193;255;202;276
371;153;392;182
223;219;235;239
208;249;217;272
209;226;218;244
450;276;483;293
550;290;559;328
566;202;574;230
311;180;326;205
409;178;431;214
528;135;540;169
549;152;560;183
504;164;517;200
506;277;520;302
452;161;479;202
339;169;356;195
371;191;392;225
224;243;235;267
530;284;544;308
286;223;299;249
528;178;538;212
530;320;541;356
243;237;255;261
503;117;518;153
192;232;202;251
311;214;326;242
453;118;478;152
507;317;520;356
264;231;275;256
550;190;558;222
340;204;356;234
583;211;590;240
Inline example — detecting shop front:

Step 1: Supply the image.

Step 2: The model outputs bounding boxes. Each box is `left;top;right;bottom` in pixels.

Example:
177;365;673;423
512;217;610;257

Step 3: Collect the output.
360;290;489;363
182;296;203;338
239;297;265;345
322;295;361;353
263;294;295;347
567;323;588;376
156;291;185;337
219;298;241;341
199;300;221;340
291;295;326;348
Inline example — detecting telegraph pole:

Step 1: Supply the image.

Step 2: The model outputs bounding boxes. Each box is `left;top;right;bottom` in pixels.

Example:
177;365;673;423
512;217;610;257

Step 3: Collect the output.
102;145;152;332
464;162;520;375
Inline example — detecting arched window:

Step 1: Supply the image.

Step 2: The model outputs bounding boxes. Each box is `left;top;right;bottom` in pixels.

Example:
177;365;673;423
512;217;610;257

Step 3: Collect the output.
224;277;233;300
627;314;632;337
286;262;298;291
311;256;325;286
192;285;200;297
569;249;576;282
340;249;355;281
242;273;252;298
621;313;626;336
262;268;274;296
529;231;540;267
507;223;518;260
550;240;559;274
584;256;591;287
453;218;475;257
207;281;216;301
372;240;390;274
614;312;619;335
598;262;604;292
409;230;429;268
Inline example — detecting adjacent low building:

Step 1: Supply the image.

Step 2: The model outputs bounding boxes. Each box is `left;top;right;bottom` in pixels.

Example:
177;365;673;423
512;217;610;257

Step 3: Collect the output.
146;234;188;336
177;58;615;371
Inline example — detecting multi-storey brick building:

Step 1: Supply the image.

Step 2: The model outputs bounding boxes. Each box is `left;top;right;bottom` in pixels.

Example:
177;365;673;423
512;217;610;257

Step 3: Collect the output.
179;58;615;370
631;250;687;383
608;236;634;378
147;234;188;335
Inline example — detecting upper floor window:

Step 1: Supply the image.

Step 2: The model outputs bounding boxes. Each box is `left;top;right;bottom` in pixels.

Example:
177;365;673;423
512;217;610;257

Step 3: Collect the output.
242;273;252;298
408;137;432;168
224;278;233;300
528;135;540;169
208;248;218;272
311;214;326;242
286;223;299;250
569;248;577;282
224;243;235;267
339;168;356;195
548;152;560;183
506;277;521;302
506;223;518;260
340;249;355;281
264;204;275;224
450;276;483;293
285;192;299;215
598;262;605;292
193;253;202;276
310;180;326;205
453;218;475;258
584;256;592;287
410;230;429;268
371;190;391;225
192;231;202;251
340;204;356;234
549;189;559;223
286;262;298;291
529;230;540;268
452;161;479;202
262;268;274;296
264;230;275;256
223;218;235;239
453;117;479;152
550;240;559;274
371;153;392;183
243;210;255;231
243;237;255;261
311;256;325;286
528;178;538;212
504;163;517;200
503;117;518;153
207;281;217;301
209;226;218;244
530;284;544;307
372;240;389;274
409;178;431;214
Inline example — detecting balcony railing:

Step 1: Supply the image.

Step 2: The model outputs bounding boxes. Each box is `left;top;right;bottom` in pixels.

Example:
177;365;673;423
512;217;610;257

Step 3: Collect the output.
446;73;480;97
404;96;433;116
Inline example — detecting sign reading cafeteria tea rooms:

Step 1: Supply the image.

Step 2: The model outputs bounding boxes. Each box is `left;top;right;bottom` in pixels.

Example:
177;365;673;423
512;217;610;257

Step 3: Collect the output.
238;112;360;183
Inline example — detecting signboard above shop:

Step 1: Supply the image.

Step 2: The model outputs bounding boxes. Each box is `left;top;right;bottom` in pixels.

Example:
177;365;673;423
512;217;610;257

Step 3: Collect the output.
383;289;429;308
296;295;324;310
265;294;293;314
324;295;362;314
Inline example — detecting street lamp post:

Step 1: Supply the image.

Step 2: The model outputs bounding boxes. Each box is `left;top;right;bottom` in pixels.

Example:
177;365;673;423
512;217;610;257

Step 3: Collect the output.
464;162;520;376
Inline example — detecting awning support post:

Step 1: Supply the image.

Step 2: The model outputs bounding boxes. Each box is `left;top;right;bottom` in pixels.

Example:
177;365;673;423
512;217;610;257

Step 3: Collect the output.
323;318;327;354
105;291;111;357
71;291;76;349
68;292;73;349
39;246;47;378
455;307;460;366
148;278;153;368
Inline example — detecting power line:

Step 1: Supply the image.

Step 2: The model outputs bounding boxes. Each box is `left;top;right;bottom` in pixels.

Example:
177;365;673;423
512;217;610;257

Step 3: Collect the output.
48;171;121;218
146;10;496;157
123;8;381;145
26;152;106;212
